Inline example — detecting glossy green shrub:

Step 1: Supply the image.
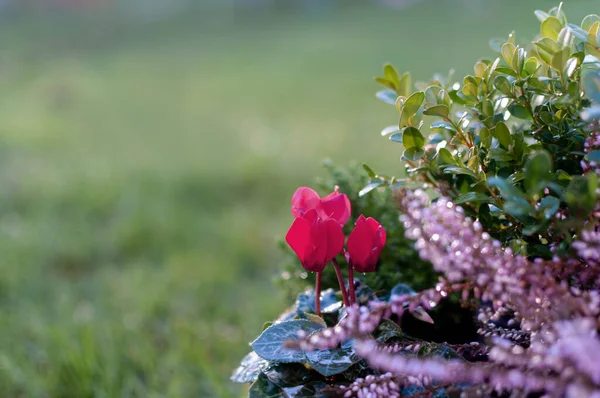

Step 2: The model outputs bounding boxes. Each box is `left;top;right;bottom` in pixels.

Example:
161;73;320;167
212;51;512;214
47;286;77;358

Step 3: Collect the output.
369;4;600;259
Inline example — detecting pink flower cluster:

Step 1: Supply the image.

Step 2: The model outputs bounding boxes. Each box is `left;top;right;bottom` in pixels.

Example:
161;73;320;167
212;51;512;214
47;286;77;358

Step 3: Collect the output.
285;186;386;314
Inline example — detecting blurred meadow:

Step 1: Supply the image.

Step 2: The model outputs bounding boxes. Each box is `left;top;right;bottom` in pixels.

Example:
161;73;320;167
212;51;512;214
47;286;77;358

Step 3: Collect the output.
0;0;596;396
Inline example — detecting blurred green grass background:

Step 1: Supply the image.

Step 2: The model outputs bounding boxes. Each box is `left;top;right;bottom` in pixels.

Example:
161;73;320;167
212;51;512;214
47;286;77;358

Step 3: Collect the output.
0;1;595;396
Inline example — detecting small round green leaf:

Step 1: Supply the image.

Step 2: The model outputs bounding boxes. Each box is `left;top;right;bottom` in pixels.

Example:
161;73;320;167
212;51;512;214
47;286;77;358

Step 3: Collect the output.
402;147;425;161
479;127;492;149
402;126;425;150
453;192;493;205
400;91;425;127
423;104;449;118
437;148;456;165
524;150;553;195
494;75;513;95
494;122;511;149
541;16;563;40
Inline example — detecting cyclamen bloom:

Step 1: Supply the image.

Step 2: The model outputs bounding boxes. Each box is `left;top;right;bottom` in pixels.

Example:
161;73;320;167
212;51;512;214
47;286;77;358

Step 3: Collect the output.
347;215;386;272
285;209;344;272
291;186;351;226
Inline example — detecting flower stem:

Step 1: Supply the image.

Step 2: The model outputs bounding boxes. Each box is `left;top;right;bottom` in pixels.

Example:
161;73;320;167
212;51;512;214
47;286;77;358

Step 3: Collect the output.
315;271;322;317
331;258;350;307
347;262;356;305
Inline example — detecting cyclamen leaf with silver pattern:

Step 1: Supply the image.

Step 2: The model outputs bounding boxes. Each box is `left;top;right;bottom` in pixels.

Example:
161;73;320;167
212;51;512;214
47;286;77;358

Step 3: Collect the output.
251;320;324;363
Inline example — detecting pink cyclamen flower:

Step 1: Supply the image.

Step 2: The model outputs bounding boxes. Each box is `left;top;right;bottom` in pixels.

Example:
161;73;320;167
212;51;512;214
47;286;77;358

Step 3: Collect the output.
285;209;345;272
346;215;386;273
291;186;351;226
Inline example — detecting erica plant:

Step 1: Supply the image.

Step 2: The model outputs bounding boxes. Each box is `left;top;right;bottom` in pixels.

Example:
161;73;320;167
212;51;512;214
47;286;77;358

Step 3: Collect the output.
233;5;600;397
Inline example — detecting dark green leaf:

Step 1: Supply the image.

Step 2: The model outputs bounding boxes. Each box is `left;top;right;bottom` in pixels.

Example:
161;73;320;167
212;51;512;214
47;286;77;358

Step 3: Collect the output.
374;319;404;343
362;164;376;178
524;150;553;195
479;127;492;149
305;342;359;376
402;127;425;150
565;174;599;215
490;147;515;162
400;91;425;127
443;166;478;178
512;131;524;160
294;382;329;397
402;148;425;161
231;352;270;383
454;192;494;205
264;363;311;389
249;373;286;398
437;148;456;165
251;320;324;363
494;122;511;149
556;169;572;181
539;196;560;220
494;75;513;96
507;171;525;184
423;104;450;118
508;103;532;120
431;121;456;131
488;177;533;216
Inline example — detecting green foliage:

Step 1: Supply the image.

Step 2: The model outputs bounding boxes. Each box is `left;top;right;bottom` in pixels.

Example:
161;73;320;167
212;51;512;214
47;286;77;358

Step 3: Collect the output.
234;283;466;393
276;162;437;299
371;5;600;257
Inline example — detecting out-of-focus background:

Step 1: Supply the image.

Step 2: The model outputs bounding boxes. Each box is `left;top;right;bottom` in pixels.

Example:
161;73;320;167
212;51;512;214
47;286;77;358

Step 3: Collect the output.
0;0;594;396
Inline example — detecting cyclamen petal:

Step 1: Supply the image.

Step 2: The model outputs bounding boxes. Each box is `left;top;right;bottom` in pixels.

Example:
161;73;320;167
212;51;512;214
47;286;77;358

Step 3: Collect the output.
320;187;352;225
347;215;386;273
290;186;351;226
323;218;345;261
285;217;312;266
291;187;321;219
285;209;344;273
